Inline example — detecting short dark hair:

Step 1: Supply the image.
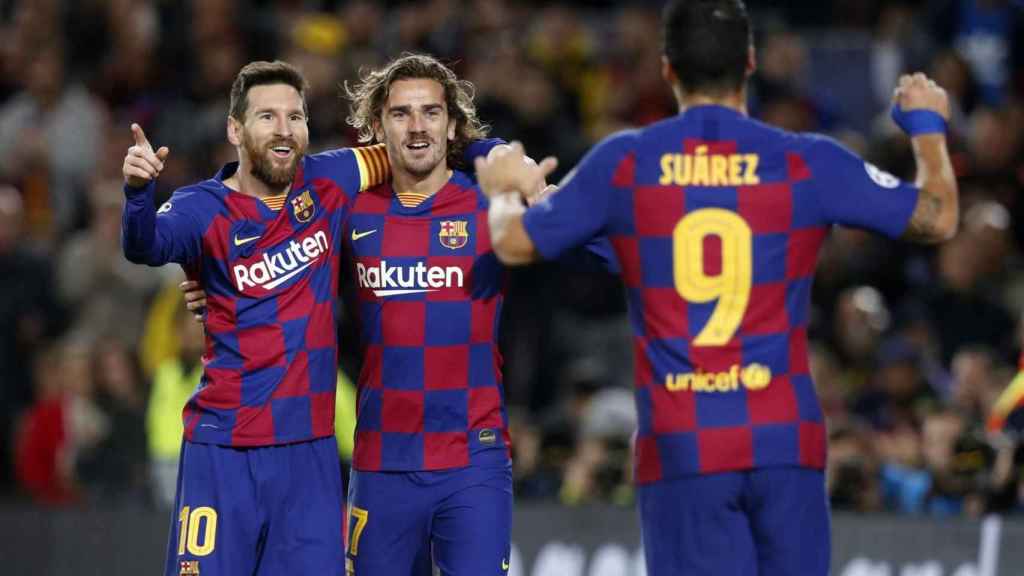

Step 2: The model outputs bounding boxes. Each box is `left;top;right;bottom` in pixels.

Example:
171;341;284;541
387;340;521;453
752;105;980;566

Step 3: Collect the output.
228;60;309;121
662;0;752;95
345;53;489;170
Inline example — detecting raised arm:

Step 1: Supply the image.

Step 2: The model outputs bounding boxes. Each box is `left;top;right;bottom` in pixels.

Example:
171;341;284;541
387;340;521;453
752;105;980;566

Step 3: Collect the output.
121;123;200;266
893;73;958;243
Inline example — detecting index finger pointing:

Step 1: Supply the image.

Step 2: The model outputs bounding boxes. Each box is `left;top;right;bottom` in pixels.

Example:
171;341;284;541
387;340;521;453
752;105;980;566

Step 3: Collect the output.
131;123;149;148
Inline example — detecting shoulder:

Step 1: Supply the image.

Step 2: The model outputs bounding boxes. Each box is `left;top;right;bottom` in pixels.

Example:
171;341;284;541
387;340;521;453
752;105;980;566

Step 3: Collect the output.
569;129;641;183
301;148;352;175
305;147;353;163
447;170;489;211
160;179;223;217
730;115;822;157
169;178;222;203
592;128;642;158
731;118;853;165
451;169;475;188
349;180;392;214
793;132;863;165
304;146;387;174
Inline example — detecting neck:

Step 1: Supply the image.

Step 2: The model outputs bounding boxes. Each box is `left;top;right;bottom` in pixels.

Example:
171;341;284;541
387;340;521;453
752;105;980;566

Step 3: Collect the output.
222;158;290;199
391;163;452;199
676;88;748;116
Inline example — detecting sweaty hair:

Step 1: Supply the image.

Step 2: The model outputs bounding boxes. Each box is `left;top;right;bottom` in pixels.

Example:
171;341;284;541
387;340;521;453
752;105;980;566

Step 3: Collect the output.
662;0;752;95
345;53;489;170
229;60;309;121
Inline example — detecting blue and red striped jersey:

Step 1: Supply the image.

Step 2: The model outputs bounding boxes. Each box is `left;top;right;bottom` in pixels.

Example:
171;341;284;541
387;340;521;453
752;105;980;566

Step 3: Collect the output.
344;171;511;471
122;146;389;446
522;105;919;483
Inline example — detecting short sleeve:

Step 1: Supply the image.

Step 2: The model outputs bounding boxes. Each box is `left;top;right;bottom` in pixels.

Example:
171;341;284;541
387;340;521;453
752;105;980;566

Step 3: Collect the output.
803;135;919;238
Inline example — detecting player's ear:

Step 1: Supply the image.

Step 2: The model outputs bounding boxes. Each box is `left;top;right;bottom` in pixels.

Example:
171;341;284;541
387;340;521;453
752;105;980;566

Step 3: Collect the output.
227;116;242;147
447;118;456;142
661;55;686;103
661;55;677;87
372;118;384;143
746;45;757;78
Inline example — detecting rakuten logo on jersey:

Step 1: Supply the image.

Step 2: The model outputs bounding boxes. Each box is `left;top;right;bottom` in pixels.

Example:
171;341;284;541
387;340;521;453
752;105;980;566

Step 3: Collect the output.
356;260;464;297
233;230;329;291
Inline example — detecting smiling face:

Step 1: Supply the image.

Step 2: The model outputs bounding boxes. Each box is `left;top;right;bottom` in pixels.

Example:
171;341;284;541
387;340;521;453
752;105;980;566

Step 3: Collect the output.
375;78;455;180
229;83;309;188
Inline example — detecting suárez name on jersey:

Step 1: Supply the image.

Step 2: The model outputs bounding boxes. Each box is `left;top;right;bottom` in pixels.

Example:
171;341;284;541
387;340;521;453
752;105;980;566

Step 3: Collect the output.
233;230;329;291
659;146;760;186
356;260;464;296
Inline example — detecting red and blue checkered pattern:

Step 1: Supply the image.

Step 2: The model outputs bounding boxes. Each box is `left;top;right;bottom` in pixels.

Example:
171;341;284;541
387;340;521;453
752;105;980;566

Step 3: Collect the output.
523;105;918;483
123;146;388;447
346;171;510;471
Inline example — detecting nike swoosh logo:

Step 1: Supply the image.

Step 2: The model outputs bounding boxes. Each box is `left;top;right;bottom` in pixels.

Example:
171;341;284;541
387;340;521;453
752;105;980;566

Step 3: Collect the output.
351;229;377;241
234;234;261;246
263;259;316;290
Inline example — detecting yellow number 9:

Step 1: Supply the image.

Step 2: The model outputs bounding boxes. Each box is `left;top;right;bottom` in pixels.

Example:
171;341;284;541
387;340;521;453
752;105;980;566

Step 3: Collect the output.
673;209;753;346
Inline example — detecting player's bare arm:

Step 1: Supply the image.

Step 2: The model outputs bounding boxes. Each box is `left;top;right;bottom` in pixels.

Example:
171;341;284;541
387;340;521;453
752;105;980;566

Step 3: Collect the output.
122;123;170;188
894;73;958;244
475;142;556;264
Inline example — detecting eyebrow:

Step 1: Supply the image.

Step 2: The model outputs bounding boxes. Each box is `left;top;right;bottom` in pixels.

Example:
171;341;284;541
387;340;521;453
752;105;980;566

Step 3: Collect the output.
386;103;445;114
252;106;305;116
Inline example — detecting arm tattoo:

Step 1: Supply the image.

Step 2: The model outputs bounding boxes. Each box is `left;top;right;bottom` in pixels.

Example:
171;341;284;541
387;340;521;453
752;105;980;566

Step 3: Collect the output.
903;189;943;242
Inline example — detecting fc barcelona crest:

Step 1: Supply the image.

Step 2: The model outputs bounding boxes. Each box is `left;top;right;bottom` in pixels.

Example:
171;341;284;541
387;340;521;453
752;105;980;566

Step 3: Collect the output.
291;190;315;223
179;560;200;576
439;220;469;250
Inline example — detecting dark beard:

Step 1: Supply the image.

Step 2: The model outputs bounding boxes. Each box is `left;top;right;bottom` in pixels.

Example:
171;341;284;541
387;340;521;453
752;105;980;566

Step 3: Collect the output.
244;136;302;188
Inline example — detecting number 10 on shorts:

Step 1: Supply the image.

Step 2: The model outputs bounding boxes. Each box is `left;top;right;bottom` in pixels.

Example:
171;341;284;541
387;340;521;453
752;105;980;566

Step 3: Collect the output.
177;506;218;556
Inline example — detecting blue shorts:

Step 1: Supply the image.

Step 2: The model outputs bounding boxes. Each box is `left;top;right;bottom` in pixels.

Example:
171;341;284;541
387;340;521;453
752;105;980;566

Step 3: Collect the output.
164;437;344;576
637;467;830;576
346;464;512;576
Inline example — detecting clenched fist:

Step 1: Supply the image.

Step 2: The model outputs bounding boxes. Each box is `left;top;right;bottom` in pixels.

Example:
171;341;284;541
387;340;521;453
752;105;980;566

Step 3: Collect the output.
892;72;950;121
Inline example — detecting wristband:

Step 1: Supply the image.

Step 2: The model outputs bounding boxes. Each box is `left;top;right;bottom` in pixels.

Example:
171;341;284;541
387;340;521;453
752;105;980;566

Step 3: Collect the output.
891;104;947;136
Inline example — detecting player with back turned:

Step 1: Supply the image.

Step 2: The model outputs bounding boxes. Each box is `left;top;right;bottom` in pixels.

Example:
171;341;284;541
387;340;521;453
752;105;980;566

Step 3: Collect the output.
474;1;959;574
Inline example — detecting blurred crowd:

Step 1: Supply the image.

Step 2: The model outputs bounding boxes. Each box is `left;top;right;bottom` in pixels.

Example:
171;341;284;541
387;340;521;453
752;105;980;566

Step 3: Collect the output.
1;0;1024;519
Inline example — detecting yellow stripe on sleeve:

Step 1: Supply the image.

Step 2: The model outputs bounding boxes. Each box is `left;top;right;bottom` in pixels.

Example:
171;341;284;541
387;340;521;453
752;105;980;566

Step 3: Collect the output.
353;147;372;191
354;144;390;192
369;144;390;185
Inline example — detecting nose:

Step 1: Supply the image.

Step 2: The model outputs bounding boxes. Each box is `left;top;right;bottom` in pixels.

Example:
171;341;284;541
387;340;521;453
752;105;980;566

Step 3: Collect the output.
274;114;293;137
407;111;425;133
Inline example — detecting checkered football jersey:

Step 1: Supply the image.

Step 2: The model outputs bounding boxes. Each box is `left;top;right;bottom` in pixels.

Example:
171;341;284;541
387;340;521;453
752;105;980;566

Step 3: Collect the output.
522;105;919;483
122;146;389;446
344;170;512;471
